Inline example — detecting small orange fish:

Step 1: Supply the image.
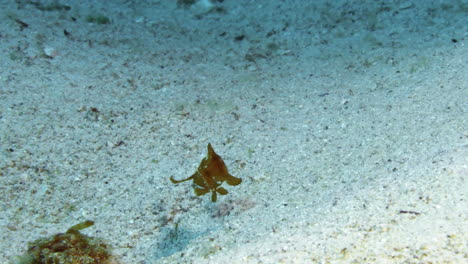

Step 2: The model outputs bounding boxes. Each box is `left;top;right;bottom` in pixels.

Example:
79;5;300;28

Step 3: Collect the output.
170;143;242;202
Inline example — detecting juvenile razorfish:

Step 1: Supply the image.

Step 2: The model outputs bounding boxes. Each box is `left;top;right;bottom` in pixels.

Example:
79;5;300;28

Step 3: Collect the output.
170;143;242;202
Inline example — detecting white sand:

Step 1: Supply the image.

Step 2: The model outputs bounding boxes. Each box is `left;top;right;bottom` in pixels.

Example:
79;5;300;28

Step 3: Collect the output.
1;0;466;263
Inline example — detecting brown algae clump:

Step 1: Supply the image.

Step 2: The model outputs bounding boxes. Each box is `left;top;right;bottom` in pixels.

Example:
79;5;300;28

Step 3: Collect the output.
15;220;119;264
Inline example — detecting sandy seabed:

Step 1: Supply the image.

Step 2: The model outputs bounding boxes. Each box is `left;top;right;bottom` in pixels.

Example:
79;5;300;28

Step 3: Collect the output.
1;1;466;263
